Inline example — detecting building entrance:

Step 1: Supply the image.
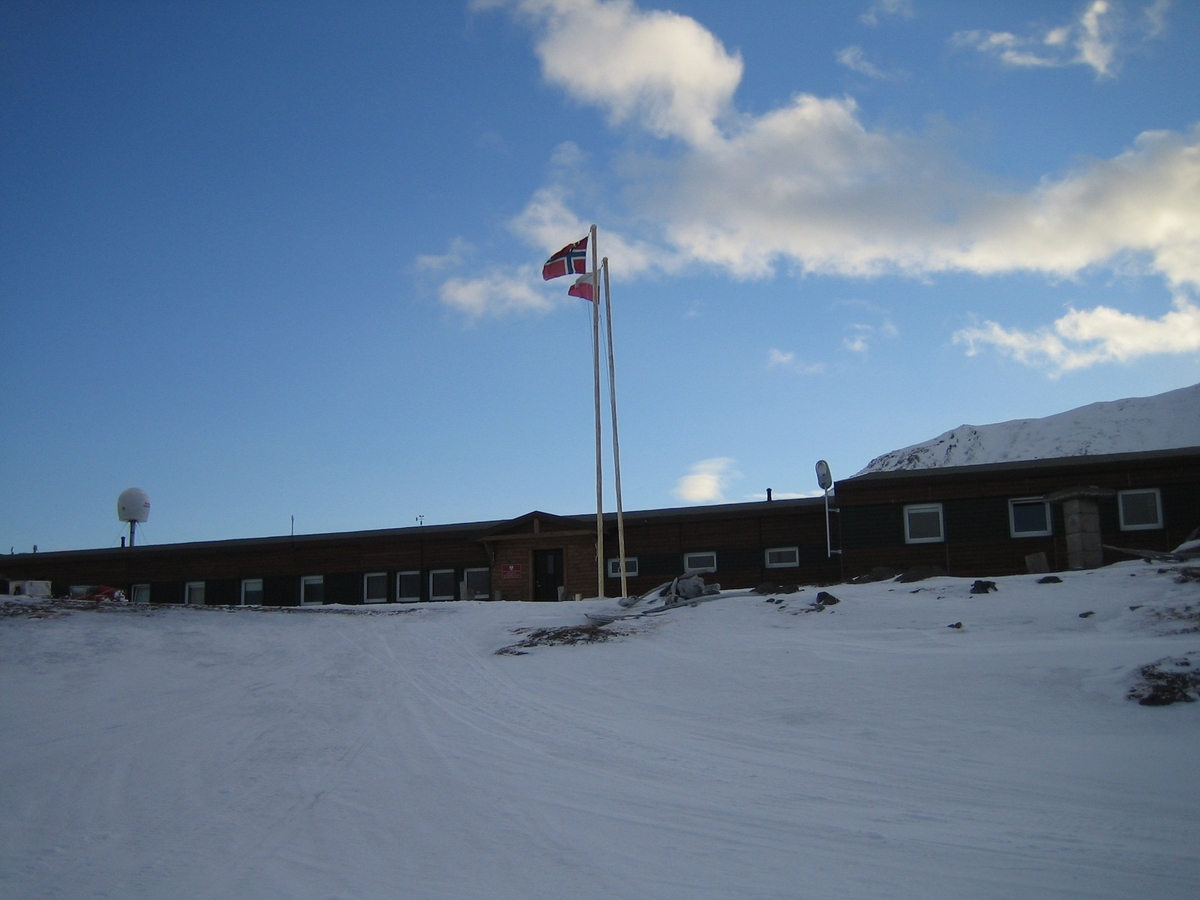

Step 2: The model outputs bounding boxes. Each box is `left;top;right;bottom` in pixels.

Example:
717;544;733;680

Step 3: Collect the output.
533;549;564;601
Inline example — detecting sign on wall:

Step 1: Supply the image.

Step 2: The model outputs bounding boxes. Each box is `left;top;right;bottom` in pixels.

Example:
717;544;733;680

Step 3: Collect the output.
501;564;523;579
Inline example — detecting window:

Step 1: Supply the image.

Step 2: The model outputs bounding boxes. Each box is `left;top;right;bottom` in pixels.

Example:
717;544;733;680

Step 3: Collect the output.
683;552;717;574
1009;498;1051;537
396;571;421;603
1119;488;1162;530
184;581;205;605
765;547;800;568
429;569;456;601
131;584;150;604
464;568;490;600
904;504;944;544
240;578;263;605
607;557;639;578
301;575;324;606
363;572;388;604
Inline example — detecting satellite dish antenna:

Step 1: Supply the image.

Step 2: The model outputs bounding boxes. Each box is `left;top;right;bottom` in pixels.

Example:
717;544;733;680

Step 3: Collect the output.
118;488;150;547
815;460;833;491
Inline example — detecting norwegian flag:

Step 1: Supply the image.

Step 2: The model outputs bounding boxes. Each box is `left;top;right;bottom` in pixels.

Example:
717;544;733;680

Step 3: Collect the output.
567;272;595;302
542;236;589;280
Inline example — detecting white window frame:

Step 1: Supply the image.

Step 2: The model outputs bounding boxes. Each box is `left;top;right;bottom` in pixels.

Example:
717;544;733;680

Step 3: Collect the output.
184;581;205;606
1008;498;1052;538
131;584;150;604
429;569;456;601
363;572;388;604
606;557;639;578
463;567;490;600
903;503;944;544
683;552;717;575
765;547;800;569
240;578;263;606
396;570;421;603
1118;488;1163;531
300;575;324;606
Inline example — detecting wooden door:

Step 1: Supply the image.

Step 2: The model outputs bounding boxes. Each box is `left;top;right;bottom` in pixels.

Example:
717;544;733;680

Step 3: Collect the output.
533;549;564;601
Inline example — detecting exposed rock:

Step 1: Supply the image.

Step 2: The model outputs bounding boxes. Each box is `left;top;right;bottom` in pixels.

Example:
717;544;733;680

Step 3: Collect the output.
1128;654;1200;706
896;565;946;583
849;567;898;584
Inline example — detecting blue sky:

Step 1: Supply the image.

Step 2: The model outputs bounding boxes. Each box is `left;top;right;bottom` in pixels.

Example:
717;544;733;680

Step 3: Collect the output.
3;0;1198;553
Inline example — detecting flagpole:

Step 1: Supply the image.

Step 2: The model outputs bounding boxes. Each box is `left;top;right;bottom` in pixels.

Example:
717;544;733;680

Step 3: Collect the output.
601;257;629;599
589;224;604;600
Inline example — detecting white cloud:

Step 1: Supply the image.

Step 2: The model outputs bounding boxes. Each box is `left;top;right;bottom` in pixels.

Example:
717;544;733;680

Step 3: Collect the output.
508;185;666;278
843;330;870;353
657;106;1200;287
859;0;914;27
438;266;556;319
1144;0;1171;37
483;0;742;147
951;1;1169;78
466;0;1200;366
767;348;824;374
416;237;473;272
674;457;740;503
836;46;894;80
953;293;1200;374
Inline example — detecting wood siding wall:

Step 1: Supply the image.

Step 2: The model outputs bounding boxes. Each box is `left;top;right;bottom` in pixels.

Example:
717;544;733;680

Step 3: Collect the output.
2;500;841;604
836;451;1200;578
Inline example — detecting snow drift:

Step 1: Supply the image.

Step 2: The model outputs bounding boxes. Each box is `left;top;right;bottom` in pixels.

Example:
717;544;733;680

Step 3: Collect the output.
3;562;1199;899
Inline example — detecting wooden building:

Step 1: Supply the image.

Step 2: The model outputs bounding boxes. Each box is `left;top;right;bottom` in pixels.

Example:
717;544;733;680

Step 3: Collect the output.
8;447;1196;604
2;497;841;605
835;447;1200;578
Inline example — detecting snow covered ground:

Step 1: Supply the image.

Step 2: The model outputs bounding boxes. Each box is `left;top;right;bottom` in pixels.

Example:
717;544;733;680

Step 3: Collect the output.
859;382;1200;474
3;561;1199;900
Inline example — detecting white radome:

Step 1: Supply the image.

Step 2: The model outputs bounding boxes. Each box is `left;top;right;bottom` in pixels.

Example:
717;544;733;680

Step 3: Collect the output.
117;488;151;524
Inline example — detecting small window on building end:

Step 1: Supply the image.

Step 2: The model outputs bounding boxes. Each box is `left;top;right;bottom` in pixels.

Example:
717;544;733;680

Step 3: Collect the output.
364;572;388;604
240;578;263;606
301;575;324;606
683;552;717;575
904;504;944;544
765;547;800;568
1119;488;1162;530
184;581;205;605
131;584;150;604
1009;498;1051;537
396;571;421;602
464;568;490;600
429;569;456;601
607;557;639;578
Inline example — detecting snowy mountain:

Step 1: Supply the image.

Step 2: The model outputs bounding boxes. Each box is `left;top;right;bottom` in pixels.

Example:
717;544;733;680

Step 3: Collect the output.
857;382;1200;475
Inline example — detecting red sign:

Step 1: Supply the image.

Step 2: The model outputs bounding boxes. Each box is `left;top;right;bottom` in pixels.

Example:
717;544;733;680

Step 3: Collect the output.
501;564;523;579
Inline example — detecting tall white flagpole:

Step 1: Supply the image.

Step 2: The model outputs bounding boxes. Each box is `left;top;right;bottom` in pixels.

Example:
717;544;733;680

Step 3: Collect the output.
590;224;604;600
601;258;628;599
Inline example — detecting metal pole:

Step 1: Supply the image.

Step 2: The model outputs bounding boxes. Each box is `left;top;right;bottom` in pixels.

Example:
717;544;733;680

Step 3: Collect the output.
590;224;604;600
824;489;831;558
601;258;628;599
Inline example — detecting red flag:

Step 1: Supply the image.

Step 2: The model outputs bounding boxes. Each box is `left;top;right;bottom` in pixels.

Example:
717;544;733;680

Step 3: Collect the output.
567;272;595;302
542;236;589;280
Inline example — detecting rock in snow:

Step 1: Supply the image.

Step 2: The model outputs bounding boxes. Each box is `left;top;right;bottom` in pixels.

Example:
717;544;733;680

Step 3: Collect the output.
857;382;1200;475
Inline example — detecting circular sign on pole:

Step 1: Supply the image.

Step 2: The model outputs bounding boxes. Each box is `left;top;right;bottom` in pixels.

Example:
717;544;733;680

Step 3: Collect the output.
815;460;833;491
